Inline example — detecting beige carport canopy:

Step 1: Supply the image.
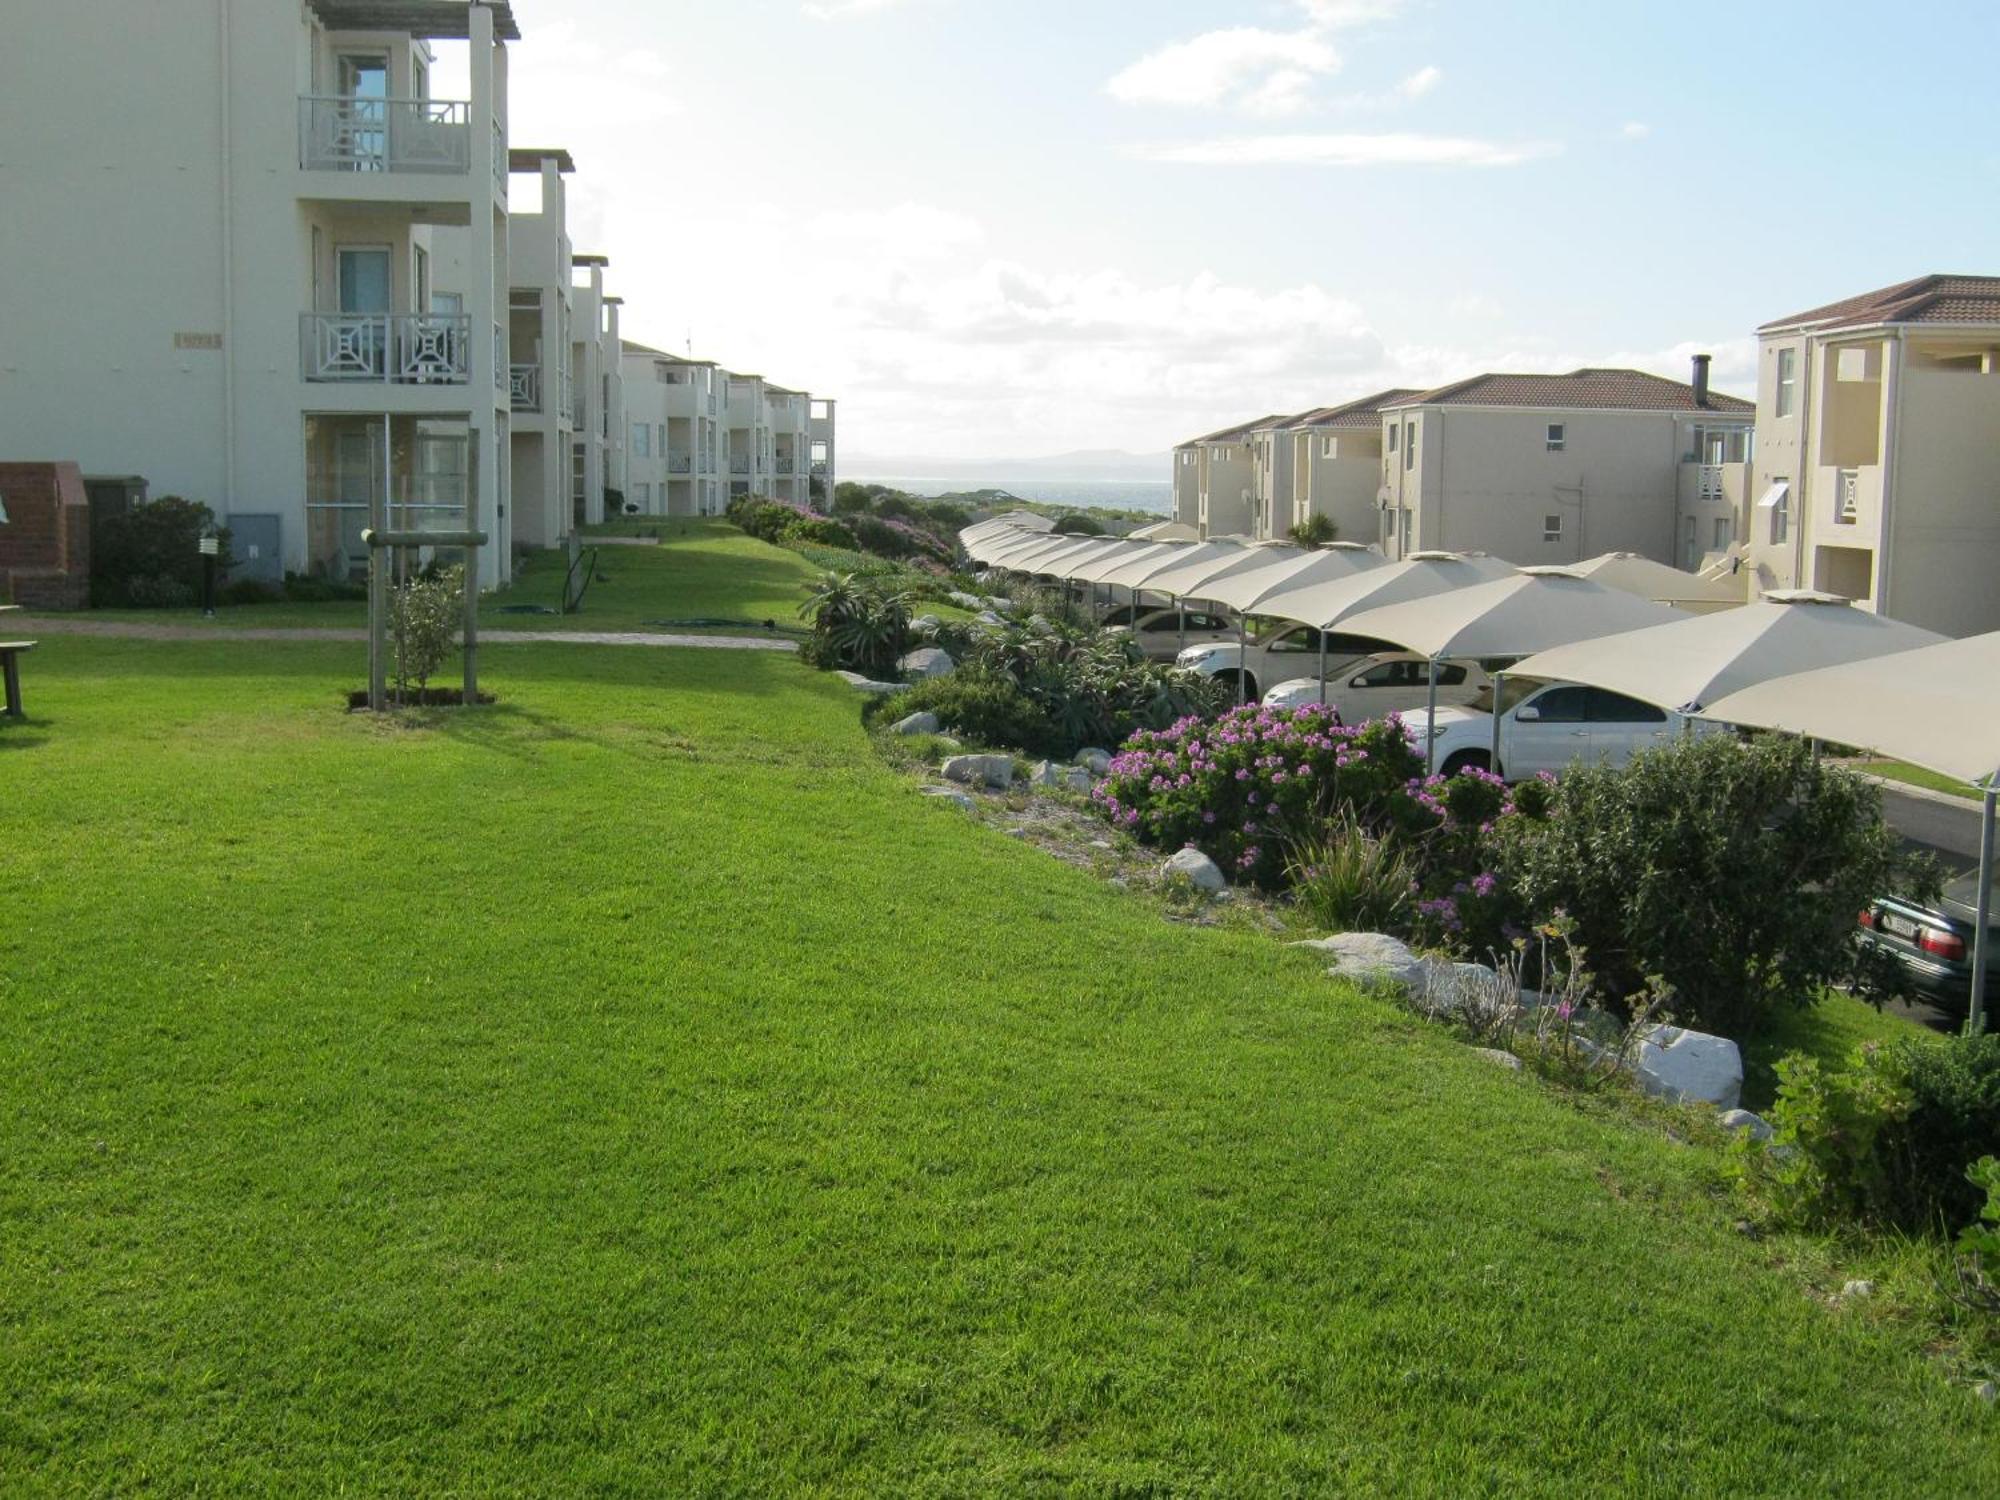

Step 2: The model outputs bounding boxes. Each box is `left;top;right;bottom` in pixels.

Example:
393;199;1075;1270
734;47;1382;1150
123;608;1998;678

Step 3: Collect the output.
963;527;1058;564
1568;551;1748;611
1339;568;1682;662
1510;593;1944;714
1093;539;1243;593
1253;551;1518;631
1147;541;1301;603
1064;540;1189;586
1128;520;1201;542
1201;544;1386;615
991;535;1130;575
1701;630;2000;1034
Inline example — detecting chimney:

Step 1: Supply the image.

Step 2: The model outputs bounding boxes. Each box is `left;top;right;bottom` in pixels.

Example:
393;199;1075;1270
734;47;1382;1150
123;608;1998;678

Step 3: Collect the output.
1691;353;1712;409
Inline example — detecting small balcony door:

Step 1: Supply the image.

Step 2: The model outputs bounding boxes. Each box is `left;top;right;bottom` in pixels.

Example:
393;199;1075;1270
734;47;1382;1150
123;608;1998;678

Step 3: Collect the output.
337;247;392;377
335;54;390;170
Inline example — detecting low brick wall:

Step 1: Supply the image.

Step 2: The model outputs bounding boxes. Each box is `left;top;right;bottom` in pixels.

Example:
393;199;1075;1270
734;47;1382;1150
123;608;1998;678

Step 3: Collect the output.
0;461;90;610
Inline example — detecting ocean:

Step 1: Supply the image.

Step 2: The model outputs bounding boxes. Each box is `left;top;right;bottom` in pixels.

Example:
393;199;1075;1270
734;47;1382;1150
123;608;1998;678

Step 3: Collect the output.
853;476;1174;516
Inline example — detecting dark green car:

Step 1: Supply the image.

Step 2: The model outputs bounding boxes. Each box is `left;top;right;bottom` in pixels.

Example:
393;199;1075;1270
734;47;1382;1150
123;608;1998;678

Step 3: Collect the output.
1857;869;2000;1015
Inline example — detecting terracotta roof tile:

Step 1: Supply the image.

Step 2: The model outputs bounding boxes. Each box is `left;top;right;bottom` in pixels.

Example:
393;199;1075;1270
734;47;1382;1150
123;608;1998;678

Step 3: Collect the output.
1291;389;1422;429
1384;368;1751;415
1760;274;2000;332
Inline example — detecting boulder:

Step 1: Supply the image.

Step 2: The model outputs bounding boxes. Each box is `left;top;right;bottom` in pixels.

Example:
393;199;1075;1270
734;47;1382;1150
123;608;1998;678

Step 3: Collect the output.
833;670;900;694
1472;1047;1524;1071
1027;761;1096;794
1075;747;1113;776
1840;1279;1876;1300
984;595;1014;613
942;753;1014;789
973;610;1006;628
1061;767;1095;794
1419;960;1520;1019
1026;613;1056;636
1717;1108;1775;1143
892;711;941;736
948;591;983;611
1292;932;1430;990
910;613;942;636
1632;1025;1743;1110
898;647;956;680
1162;847;1226;894
922;787;976;811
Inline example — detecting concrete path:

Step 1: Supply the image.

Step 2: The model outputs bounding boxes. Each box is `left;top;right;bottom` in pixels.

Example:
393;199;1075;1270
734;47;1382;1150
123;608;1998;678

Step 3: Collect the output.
15;618;796;653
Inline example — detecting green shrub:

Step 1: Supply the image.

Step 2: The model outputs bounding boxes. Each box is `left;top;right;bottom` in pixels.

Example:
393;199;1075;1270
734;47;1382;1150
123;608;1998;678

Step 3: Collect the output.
1290;514;1338;549
1954;1157;2000;1322
852;513;919;558
92;496;231;609
218;577;280;607
963;626;1229;759
390;564;464;699
798;572;912;678
781;515;858;549
1752;1033;2000;1235
1494;734;1914;1035
1052;514;1104;536
872;672;1057;755
1288;813;1415;933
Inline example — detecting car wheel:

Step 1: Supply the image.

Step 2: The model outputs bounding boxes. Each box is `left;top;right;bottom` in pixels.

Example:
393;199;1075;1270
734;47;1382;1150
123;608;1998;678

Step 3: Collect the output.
1441;749;1491;776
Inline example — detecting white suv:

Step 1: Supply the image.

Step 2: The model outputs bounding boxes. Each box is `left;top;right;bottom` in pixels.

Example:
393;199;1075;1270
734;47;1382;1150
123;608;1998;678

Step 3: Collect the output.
1100;603;1238;661
1175;626;1393;701
1263;652;1491;725
1409;680;1708;779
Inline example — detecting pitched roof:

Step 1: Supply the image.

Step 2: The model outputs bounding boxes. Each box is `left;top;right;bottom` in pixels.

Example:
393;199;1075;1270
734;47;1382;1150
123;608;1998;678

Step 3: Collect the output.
1188;413;1290;445
1291;389;1422;429
1760;274;2000;333
1385;368;1753;415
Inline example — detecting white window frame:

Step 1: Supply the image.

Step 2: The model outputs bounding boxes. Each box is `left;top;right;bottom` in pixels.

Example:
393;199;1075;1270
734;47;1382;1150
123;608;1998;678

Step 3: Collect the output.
1403;421;1416;470
1543;512;1563;542
1775;347;1798;419
1545;422;1565;452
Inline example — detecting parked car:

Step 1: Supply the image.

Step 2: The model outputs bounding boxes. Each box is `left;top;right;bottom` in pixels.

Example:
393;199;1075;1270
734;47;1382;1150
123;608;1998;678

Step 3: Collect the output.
1407;680;1708;778
1857;870;1999;1016
1175;625;1395;700
1262;652;1492;724
1099;603;1238;661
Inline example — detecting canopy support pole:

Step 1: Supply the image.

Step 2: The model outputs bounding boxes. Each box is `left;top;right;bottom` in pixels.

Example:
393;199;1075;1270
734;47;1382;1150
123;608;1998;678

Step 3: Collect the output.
1489;670;1505;773
1237;615;1249;705
1176;596;1186;652
1317;632;1328;709
1425;655;1441;776
1971;786;1995;1038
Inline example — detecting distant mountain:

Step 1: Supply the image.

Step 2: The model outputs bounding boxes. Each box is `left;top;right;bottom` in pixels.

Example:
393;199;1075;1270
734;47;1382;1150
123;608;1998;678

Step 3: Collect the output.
844;448;1172;482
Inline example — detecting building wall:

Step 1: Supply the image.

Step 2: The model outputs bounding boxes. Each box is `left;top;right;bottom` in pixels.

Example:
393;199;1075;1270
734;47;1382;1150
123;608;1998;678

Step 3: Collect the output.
1747;332;1812;593
1172;447;1200;526
1294;428;1387;545
1883;353;2000;636
1197;443;1256;536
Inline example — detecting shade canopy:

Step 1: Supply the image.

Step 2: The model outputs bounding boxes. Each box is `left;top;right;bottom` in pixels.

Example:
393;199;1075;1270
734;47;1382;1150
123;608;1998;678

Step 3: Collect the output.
1128;520;1201;542
1064;540;1187;585
1200;545;1386;614
1567;551;1747;609
1700;631;2000;787
1510;594;1946;713
1253;552;1517;631
980;510;1055;534
1339;567;1681;660
992;534;1128;574
962;525;1055;562
1093;539;1242;592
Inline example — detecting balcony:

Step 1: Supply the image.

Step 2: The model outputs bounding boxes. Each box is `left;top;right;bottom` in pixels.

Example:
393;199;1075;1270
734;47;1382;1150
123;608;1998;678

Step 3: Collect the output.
775;457;796;476
509;363;543;412
299;96;472;174
667;452;693;474
301;312;471;384
730;456;750;474
1835;468;1860;525
810;461;828;477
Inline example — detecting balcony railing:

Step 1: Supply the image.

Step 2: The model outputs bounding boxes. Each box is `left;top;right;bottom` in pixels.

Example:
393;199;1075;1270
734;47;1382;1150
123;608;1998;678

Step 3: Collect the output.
810;461;829;477
1836;468;1859;524
1695;463;1725;502
509;363;543;412
299;96;471;174
667;452;693;473
301;312;471;384
730;456;750;474
775;458;797;475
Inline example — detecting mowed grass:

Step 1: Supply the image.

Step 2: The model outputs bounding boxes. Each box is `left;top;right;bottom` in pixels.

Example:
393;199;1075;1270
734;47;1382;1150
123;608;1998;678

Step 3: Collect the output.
1858;758;1984;801
2;639;1996;1494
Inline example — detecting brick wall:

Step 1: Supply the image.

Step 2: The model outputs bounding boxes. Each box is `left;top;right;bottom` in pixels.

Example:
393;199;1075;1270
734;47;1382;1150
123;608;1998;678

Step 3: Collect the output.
0;462;90;609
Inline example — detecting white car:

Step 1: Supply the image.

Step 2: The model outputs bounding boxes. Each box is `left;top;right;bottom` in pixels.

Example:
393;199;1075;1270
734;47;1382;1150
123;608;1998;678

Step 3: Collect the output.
1099;603;1238;661
1175;626;1393;701
1263;652;1491;724
1408;680;1709;779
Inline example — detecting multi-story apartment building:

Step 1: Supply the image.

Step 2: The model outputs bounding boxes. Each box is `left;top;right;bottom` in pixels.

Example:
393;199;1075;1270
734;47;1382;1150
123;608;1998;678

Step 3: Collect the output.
1285;390;1418;544
1375;365;1753;566
622;345;726;518
1171;441;1202;528
766;385;813;508
0;0;522;588
810;399;839;502
725;372;774;501
568;256;624;527
495;147;576;551
1745;274;2000;636
1184;416;1283;537
1246;415;1303;541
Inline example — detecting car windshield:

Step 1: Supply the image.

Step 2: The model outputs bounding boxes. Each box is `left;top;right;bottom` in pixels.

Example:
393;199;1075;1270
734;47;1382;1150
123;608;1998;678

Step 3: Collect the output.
1467;677;1541;716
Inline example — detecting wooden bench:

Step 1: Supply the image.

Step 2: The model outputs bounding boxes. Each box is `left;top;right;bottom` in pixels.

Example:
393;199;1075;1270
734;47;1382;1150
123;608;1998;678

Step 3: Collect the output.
0;640;35;718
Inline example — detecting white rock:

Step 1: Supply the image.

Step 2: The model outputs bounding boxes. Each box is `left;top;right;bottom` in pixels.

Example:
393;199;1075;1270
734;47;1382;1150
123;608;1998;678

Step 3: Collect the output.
942;753;1014;789
922;787;975;811
984;595;1014;612
1293;932;1430;990
1075;748;1113;775
947;591;983;610
1026;613;1056;636
1419;960;1518;1016
1976;1381;1997;1405
892;711;941;736
1002;827;1027;839
910;613;942;635
1472;1047;1523;1071
1717;1108;1775;1143
973;610;1006;627
1840;1279;1875;1300
1026;760;1095;794
1061;767;1095;794
1162;847;1226;893
1633;1025;1744;1110
834;670;900;694
935;736;962;752
898;646;956;680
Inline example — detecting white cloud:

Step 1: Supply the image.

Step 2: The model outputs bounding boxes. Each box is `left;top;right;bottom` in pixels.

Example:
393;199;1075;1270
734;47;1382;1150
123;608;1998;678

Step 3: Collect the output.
1128;132;1557;168
808;203;986;260
1619;121;1652;139
1396;65;1441;100
1106;27;1342;117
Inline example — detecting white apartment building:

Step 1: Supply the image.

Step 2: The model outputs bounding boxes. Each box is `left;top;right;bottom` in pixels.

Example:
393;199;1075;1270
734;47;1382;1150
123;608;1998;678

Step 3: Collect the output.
0;0;521;588
568;257;625;527
810;399;839;502
1745;274;2000;636
725;372;774;501
622;345;726;518
1246;414;1303;541
1183;416;1283;538
766;386;813;508
1376;365;1754;567
1286;390;1418;544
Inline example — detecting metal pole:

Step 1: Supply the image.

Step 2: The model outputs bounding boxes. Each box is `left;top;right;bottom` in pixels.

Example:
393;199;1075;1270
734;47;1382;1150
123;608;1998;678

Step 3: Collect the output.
1237;614;1249;705
462;542;480;704
1176;594;1186;652
1425;653;1441;776
1317;631;1327;708
1489;670;1505;772
1970;786;1995;1037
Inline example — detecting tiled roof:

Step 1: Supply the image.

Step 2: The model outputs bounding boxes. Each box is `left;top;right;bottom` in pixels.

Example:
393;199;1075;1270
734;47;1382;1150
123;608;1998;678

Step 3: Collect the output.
1189;414;1290;444
1760;274;2000;333
1292;389;1422;429
1386;368;1752;415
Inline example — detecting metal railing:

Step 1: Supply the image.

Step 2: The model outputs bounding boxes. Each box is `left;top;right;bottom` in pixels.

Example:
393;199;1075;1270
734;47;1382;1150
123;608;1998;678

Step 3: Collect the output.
775;457;796;475
1695;463;1725;501
301;312;472;383
493;324;506;389
299;96;470;174
509;363;543;411
729;456;751;474
1836;468;1859;524
667;452;693;473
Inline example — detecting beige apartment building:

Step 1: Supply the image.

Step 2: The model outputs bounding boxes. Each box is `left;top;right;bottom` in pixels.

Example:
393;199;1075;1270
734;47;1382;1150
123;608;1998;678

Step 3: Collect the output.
1376;366;1754;566
496;148;576;551
810;399;839;501
622;345;725;517
1745;274;2000;636
1179;416;1284;537
1286;390;1418;543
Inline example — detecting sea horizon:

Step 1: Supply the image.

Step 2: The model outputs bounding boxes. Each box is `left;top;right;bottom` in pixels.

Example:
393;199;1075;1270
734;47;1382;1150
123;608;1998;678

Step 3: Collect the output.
850;474;1174;516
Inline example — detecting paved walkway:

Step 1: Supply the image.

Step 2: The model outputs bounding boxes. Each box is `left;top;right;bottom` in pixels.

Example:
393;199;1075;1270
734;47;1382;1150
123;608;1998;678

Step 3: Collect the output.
17;618;796;653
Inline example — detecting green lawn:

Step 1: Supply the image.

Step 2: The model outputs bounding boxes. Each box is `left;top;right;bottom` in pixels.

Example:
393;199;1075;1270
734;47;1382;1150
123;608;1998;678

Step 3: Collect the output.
1857;759;1984;801
1737;989;1932;1111
2;638;1995;1493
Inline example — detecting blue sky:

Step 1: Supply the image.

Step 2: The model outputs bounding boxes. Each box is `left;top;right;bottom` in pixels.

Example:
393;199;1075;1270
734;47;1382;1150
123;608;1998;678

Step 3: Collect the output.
464;0;2000;459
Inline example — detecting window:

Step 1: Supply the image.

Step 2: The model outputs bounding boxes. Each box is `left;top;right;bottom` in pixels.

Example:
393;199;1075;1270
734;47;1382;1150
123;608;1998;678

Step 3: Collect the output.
632;422;650;456
1775;347;1797;418
1180;451;1194;466
1543;513;1563;542
1353;659;1419;689
1322;436;1336;459
1387;424;1399;454
634;482;650;508
1586;688;1667;725
1546;423;1565;452
1523;685;1589;723
1403;422;1416;469
1713;516;1732;551
1772;479;1791;544
1266;627;1320;654
1399;508;1413;552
